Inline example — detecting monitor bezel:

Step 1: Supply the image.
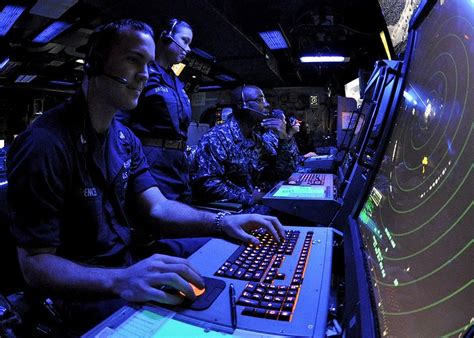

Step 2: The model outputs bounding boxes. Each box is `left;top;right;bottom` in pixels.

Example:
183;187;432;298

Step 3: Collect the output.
351;0;435;218
343;0;440;336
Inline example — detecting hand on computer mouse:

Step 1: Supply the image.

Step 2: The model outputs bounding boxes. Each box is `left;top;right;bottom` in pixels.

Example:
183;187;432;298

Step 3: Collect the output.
115;254;205;305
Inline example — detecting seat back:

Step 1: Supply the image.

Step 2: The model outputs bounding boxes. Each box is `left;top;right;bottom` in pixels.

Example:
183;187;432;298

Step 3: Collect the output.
187;122;210;146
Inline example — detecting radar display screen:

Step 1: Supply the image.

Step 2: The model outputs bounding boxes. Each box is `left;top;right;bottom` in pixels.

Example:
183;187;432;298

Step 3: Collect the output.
357;1;473;336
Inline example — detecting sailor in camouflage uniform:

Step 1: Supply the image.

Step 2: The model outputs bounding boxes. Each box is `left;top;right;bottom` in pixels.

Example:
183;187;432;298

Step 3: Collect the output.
190;85;296;209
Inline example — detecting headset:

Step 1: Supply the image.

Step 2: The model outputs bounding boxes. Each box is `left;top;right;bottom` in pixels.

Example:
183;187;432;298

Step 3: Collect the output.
160;18;189;54
83;25;129;85
240;84;269;117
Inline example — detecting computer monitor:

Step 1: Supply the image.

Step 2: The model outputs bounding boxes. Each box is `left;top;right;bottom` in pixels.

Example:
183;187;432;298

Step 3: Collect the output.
357;60;404;170
344;77;362;105
337;61;388;171
337;65;383;156
348;102;370;151
339;101;373;179
349;0;473;336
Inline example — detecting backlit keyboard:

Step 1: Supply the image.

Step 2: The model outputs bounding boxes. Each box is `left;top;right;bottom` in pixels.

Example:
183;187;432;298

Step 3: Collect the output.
215;229;314;321
287;172;325;185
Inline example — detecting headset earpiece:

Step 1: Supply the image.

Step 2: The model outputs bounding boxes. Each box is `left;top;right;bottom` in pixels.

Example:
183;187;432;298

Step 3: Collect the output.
160;19;178;45
84;30;103;77
84;57;101;77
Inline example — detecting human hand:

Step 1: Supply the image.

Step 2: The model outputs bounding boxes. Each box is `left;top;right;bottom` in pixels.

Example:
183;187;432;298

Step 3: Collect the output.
303;151;317;158
220;213;285;246
114;254;205;305
261;118;288;140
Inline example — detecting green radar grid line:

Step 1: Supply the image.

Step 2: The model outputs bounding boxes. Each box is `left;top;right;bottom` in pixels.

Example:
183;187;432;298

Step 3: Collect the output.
377;239;472;286
441;321;474;338
383;203;472;260
382;280;473;316
386;162;472;221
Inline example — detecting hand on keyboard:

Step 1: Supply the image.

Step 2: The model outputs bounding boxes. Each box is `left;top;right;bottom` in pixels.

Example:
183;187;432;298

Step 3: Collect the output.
220;214;285;246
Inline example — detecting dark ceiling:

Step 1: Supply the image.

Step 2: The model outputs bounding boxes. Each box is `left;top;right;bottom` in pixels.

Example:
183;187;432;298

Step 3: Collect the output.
0;0;391;94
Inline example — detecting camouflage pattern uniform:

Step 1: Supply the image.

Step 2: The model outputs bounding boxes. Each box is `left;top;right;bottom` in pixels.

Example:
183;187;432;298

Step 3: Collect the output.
262;129;300;172
190;115;298;206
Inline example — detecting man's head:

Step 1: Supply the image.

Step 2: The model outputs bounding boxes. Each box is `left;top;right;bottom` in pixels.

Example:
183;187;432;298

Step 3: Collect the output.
231;85;270;122
83;19;155;111
157;18;193;66
287;115;301;135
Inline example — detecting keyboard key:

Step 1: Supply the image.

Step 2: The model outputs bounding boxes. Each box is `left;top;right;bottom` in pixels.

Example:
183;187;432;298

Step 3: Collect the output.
224;264;239;277
243;272;254;280
242;291;252;298
279;311;292;321
276;273;286;280
235;267;246;278
266;310;279;319
260;301;282;309
237;297;259;307
244;282;257;292
274;296;284;303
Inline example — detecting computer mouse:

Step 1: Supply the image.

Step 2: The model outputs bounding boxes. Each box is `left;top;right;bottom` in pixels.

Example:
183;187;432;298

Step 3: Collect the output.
159;283;206;298
158;277;226;311
188;283;206;297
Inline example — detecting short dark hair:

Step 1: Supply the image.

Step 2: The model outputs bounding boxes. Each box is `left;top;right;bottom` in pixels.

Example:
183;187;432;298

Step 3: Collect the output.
85;19;154;75
161;18;192;38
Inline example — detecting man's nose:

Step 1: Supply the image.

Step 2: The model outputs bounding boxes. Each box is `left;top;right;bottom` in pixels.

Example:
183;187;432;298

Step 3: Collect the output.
137;65;149;82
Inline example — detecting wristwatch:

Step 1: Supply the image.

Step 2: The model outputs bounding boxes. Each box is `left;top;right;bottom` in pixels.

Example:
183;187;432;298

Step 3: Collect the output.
215;211;231;235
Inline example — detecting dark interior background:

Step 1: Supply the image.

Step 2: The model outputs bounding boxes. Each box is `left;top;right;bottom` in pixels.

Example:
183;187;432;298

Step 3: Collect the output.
0;0;394;146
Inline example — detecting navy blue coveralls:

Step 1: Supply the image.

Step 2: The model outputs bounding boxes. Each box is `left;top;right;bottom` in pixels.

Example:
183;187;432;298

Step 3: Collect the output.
120;61;193;203
6;91;203;331
7;92;158;267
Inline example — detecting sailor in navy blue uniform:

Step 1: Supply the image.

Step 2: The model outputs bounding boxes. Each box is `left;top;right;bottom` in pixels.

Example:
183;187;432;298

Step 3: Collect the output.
119;19;194;203
6;20;285;333
7;91;155;267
